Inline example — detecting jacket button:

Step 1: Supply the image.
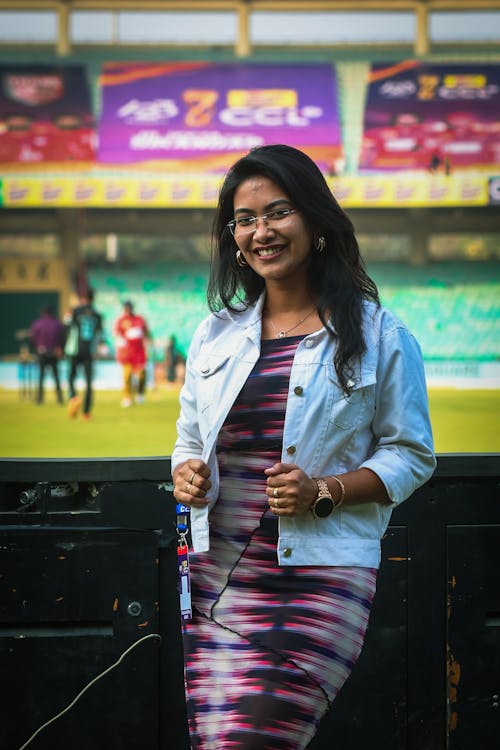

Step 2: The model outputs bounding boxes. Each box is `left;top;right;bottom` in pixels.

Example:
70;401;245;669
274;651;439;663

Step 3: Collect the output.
283;548;292;558
286;445;296;455
294;386;303;396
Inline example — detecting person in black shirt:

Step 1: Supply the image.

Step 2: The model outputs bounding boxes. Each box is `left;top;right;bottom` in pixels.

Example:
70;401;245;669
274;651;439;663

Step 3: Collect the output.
65;289;103;421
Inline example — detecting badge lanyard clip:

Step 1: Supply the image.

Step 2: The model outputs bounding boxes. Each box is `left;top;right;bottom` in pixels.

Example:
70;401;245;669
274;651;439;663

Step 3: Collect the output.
176;503;192;622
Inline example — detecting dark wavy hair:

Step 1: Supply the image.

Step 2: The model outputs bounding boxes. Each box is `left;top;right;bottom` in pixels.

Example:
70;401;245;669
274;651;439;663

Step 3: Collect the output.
208;144;380;393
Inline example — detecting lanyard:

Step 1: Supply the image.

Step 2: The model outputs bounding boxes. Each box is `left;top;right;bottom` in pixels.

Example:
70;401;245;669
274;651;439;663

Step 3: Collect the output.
176;502;192;622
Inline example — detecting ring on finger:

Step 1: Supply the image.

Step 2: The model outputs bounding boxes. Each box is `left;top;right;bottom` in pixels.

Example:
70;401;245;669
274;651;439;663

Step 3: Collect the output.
275;498;280;508
273;487;279;498
189;471;196;484
185;483;191;493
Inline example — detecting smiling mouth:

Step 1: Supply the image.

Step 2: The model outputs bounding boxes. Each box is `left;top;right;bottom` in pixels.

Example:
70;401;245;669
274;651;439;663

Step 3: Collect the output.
255;246;283;258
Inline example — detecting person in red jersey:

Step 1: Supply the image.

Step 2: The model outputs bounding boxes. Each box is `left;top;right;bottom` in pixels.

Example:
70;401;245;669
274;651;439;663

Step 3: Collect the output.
114;300;152;407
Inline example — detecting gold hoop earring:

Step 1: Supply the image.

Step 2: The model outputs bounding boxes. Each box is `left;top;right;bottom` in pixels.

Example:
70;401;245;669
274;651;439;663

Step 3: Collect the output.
236;249;248;267
315;235;326;253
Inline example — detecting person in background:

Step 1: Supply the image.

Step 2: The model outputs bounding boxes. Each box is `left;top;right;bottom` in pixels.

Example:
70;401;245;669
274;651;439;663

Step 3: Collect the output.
114;300;151;407
66;289;103;421
29;304;65;405
17;341;34;401
165;334;186;384
172;144;436;749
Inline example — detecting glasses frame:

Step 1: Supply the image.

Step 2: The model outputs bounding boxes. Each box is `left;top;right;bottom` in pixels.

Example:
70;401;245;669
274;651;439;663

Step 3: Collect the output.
227;208;298;237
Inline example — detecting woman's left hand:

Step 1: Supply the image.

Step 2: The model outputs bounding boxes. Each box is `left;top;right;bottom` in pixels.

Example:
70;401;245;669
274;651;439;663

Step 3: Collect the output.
172;459;211;508
264;462;317;516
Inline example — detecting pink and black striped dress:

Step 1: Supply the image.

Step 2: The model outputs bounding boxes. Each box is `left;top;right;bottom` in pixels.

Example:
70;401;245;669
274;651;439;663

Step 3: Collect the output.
182;335;377;750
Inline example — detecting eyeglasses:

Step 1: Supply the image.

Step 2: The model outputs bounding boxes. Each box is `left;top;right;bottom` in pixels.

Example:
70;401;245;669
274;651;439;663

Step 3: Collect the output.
227;208;297;236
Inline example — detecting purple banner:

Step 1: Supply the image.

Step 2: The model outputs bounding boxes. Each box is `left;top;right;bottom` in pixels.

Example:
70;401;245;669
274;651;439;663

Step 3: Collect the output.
98;62;343;173
360;61;500;172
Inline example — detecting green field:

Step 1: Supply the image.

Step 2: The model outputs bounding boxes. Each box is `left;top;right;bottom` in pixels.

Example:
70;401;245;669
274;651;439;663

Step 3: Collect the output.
0;386;499;458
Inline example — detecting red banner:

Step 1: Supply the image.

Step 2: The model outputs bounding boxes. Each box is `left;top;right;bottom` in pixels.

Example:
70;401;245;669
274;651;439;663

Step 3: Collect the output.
360;61;500;173
0;64;96;164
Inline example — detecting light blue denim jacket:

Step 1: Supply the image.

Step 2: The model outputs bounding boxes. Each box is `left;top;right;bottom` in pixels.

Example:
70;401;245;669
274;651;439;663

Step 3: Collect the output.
172;293;436;568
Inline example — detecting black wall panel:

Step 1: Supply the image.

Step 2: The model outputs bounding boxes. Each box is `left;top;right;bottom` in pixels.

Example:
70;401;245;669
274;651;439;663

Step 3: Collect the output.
447;525;500;750
0;455;498;750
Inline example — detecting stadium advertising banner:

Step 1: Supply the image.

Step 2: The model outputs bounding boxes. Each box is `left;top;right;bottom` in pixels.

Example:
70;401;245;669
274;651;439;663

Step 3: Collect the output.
0;174;223;208
360;61;500;173
1;60;499;208
0;64;96;164
97;61;343;174
0;173;489;209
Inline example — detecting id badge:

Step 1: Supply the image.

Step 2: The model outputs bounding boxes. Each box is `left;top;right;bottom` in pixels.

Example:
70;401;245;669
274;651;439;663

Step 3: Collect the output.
176;502;192;621
177;541;192;622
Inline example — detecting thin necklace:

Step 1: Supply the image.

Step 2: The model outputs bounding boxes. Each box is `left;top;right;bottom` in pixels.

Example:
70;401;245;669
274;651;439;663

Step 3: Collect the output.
266;306;316;339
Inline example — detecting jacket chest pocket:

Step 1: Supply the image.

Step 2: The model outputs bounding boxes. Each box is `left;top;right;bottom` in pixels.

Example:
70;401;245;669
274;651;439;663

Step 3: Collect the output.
326;365;377;430
193;353;232;417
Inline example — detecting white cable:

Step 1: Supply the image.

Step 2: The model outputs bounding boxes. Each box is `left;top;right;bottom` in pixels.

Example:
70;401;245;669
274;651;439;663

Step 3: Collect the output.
18;632;161;750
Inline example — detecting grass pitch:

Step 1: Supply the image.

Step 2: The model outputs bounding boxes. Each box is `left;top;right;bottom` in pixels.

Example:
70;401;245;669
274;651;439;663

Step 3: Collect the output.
0;386;182;458
0;386;499;458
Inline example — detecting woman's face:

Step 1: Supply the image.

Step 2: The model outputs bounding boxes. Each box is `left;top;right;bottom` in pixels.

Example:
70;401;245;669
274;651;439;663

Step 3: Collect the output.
231;175;314;286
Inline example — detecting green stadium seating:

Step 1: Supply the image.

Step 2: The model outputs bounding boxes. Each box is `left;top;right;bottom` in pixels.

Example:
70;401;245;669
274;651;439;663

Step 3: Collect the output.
89;261;499;362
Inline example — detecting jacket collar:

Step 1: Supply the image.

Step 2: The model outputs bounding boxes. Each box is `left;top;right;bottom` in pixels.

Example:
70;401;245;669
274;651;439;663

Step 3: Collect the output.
226;291;339;341
226;292;265;332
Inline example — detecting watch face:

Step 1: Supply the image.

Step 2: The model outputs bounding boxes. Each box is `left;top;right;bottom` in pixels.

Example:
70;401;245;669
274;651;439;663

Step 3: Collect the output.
314;495;335;518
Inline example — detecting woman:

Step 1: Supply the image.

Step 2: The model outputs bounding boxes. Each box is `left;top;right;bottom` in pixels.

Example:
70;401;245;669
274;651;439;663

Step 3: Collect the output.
172;144;435;749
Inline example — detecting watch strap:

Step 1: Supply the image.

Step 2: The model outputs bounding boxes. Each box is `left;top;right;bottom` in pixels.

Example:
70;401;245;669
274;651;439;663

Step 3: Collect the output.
315;478;332;499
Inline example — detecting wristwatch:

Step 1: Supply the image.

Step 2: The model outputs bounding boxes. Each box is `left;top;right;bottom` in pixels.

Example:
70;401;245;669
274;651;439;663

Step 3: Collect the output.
311;478;336;519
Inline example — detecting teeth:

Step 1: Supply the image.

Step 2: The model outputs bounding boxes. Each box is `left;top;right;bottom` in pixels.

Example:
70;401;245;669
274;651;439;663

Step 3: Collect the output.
257;247;280;257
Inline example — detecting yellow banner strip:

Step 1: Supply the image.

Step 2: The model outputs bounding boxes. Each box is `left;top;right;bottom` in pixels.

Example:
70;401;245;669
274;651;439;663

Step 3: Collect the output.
1;173;490;208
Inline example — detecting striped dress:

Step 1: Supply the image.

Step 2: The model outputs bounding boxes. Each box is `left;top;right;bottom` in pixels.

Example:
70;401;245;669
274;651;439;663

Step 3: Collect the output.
182;336;377;750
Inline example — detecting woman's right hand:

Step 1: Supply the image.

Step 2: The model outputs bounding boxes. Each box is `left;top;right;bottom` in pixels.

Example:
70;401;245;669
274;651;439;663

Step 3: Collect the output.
172;460;211;508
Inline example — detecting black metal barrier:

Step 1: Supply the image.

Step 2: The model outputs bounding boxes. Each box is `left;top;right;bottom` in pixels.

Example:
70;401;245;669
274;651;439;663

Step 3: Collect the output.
0;455;498;750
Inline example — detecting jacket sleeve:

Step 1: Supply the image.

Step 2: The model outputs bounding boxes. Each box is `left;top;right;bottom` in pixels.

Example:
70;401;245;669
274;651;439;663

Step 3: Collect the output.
359;320;436;504
171;318;208;475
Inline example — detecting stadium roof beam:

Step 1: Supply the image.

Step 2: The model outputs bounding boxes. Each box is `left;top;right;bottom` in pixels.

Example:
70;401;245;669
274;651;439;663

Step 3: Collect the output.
0;1;499;57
